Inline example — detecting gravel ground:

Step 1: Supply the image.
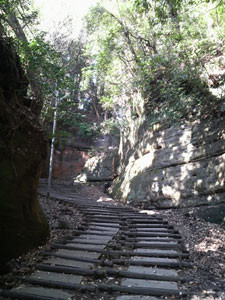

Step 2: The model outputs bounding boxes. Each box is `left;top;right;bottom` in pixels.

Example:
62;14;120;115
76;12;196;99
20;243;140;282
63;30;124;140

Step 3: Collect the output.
156;208;225;300
0;182;225;300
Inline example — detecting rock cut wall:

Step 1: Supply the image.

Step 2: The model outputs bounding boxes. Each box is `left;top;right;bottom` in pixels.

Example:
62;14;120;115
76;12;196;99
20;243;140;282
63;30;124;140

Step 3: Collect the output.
0;37;49;266
42;135;119;181
111;118;225;208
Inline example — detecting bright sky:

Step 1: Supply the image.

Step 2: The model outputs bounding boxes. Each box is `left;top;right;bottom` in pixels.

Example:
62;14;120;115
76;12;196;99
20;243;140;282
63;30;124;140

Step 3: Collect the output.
34;0;98;37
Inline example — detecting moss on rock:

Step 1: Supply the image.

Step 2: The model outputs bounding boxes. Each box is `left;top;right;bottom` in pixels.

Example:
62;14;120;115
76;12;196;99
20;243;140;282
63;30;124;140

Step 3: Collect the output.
0;36;49;267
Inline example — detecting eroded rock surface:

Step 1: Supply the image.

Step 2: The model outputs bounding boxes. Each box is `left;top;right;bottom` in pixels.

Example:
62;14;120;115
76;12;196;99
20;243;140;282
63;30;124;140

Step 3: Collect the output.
0;37;49;266
76;150;119;182
112;118;225;208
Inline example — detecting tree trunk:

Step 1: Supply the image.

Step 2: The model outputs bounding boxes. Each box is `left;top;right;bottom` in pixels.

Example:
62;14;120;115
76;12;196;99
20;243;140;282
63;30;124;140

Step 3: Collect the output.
7;13;43;116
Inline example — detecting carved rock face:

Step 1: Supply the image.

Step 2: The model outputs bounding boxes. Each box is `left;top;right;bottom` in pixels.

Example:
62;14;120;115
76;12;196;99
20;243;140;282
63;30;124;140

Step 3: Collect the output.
0;37;49;266
76;151;119;182
112;117;225;208
52;148;89;179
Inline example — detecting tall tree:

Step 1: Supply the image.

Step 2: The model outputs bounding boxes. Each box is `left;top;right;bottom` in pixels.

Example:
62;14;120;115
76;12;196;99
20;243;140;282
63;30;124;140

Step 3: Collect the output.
0;0;45;114
83;0;225;127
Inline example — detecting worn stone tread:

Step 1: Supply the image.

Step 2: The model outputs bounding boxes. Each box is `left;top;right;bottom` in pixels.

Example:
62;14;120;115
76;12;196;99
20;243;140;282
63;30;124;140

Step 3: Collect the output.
10;286;73;299
121;278;178;291
133;256;178;264
133;237;176;240
66;243;106;250
70;238;111;244
44;258;93;269
129;223;166;227
28;270;82;284
127;266;178;277
135;241;178;247
89;225;119;232
75;234;114;241
134;248;180;255
83;230;115;236
55;249;100;259
116;296;161;300
132;228;169;232
87;222;119;227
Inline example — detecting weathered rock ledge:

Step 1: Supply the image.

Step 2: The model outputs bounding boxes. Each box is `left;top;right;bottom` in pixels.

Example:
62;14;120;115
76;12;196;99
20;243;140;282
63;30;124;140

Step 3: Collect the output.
75;149;119;182
111;118;225;208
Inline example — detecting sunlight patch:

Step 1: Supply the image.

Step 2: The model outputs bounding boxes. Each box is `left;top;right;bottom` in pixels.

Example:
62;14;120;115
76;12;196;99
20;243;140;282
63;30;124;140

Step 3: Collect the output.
162;186;181;202
97;197;113;202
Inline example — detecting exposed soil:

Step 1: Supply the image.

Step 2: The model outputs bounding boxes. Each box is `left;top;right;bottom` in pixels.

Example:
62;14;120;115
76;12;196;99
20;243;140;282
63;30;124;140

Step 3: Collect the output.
0;180;225;300
155;209;225;300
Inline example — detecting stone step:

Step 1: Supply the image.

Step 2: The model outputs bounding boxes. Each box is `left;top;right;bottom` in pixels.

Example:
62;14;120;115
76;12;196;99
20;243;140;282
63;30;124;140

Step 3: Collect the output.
127;266;178;278
0;189;190;300
128;224;170;228
121;278;178;293
28;270;82;284
132;241;179;249
76;234;114;241
132;256;179;266
130;228;170;232
116;296;160;300
85;222;119;228
77;230;115;236
134;248;180;256
55;249;100;259
0;286;73;300
126;237;178;243
88;225;119;232
66;242;106;250
43;258;93;269
69;238;111;244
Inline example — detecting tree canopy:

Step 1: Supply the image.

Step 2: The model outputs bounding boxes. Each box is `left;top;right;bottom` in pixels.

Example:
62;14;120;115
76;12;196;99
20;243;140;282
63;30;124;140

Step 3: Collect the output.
83;0;225;127
1;0;224;136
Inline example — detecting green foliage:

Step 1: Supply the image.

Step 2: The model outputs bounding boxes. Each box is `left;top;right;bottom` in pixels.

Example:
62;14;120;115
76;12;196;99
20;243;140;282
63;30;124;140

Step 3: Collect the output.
2;0;224;139
100;119;120;135
79;122;95;137
18;34;64;94
56;99;100;138
100;96;113;109
83;0;225;129
0;0;70;112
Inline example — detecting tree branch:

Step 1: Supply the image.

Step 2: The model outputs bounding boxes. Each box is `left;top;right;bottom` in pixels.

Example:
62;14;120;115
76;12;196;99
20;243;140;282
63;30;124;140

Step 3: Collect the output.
7;12;43;116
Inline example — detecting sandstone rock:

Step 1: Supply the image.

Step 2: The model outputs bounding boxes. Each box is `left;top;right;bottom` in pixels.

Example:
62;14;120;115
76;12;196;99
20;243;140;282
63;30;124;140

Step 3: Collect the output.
76;151;119;182
52;148;90;179
112;118;225;208
0;37;49;266
42;134;119;180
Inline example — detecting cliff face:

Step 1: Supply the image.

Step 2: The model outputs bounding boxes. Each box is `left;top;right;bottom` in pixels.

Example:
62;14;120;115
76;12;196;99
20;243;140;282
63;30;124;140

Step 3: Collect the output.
42;134;119;180
53;148;89;179
42;139;91;179
112;117;225;208
0;37;49;266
